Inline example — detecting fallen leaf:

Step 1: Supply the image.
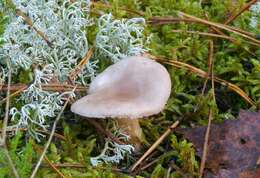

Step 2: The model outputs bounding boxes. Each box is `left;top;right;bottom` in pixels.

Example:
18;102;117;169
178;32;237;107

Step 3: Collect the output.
177;110;260;178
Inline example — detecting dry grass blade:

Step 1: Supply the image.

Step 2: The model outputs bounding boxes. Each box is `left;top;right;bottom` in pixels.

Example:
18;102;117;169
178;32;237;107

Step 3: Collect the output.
16;9;53;47
151;17;259;47
199;110;213;178
0;85;27;105
30;86;77;178
150;57;255;106
33;143;67;178
41;163;123;172
0;61;20;178
0;84;87;92
1;61;12;144
68;47;94;82
172;29;236;41
199;40;215;178
86;119;128;145
0;128;66;141
40;84;87;92
2;146;20;178
224;0;258;25
43;156;67;178
130;121;179;171
0;84;86;106
178;11;260;46
148;17;199;25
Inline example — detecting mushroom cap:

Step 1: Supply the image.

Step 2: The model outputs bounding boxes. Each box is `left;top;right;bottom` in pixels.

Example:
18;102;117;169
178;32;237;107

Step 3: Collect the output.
71;56;171;119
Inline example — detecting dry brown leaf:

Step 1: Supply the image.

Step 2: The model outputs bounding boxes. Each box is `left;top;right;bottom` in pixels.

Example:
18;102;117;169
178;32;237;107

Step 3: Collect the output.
177;110;260;178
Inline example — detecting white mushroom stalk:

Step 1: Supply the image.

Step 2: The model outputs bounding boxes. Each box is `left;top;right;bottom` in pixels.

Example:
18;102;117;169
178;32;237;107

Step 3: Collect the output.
71;56;171;149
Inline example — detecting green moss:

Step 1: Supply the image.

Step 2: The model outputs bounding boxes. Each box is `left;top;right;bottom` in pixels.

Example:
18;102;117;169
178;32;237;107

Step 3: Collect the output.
1;0;259;177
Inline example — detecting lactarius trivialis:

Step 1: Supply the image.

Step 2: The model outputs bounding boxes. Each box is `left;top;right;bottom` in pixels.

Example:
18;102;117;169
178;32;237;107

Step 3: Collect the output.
71;56;171;149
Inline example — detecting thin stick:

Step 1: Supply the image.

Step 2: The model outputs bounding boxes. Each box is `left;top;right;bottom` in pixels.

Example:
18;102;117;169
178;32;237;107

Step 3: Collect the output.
41;163;123;172
162;60;254;105
86;119;127;145
0;61;20;178
178;11;260;46
3;146;20;178
199;110;213;178
202;40;214;95
0;128;66;141
199;41;215;178
1;61;12;143
0;84;87;92
224;0;258;25
145;54;256;106
0;85;27;105
30;86;77;178
148;17;199;25
172;29;236;41
131;121;179;171
151;17;259;47
33;143;67;178
16;9;53;47
68;47;94;82
43;156;67;178
139;157;159;171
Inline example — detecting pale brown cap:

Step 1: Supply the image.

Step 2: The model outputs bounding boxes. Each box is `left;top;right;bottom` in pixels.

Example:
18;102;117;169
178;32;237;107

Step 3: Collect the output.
71;56;171;119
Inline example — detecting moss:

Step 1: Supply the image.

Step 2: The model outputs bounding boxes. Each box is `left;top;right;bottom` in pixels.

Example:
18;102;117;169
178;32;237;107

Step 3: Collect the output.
0;0;259;177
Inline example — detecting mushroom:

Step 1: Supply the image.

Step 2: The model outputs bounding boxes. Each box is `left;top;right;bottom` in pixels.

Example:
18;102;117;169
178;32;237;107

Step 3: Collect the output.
71;56;171;149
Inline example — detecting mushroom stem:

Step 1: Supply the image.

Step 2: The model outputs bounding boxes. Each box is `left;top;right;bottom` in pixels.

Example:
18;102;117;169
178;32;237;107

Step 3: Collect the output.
116;118;142;150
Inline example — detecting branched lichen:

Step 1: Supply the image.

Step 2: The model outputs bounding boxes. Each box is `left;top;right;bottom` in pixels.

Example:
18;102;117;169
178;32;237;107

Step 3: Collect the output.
0;0;148;166
0;0;94;139
249;1;260;28
95;13;148;63
90;129;134;166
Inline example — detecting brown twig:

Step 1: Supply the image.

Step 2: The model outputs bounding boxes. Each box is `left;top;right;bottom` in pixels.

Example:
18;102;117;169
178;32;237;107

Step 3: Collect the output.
16;9;53;47
224;0;258;25
43;163;85;168
30;86;77;178
2;146;20;178
0;84;87;92
68;47;94;82
151;16;259;47
202;40;214;95
41;163;123;172
154;59;254;106
199;40;215;178
0;84;86;106
0;85;27;105
172;29;236;41
0;128;66;141
139;157;159;171
33;143;67;178
86;119;127;145
148;17;199;25
0;61;20;178
1;61;12;144
130;121;180;171
178;11;260;46
44;156;67;178
144;53;256;106
203;13;257;57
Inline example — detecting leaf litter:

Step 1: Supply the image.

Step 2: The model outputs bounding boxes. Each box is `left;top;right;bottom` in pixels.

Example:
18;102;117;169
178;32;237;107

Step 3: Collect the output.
177;110;260;178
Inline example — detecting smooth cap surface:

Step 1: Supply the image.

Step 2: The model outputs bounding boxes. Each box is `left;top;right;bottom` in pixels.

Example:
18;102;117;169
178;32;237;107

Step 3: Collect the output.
71;56;171;119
